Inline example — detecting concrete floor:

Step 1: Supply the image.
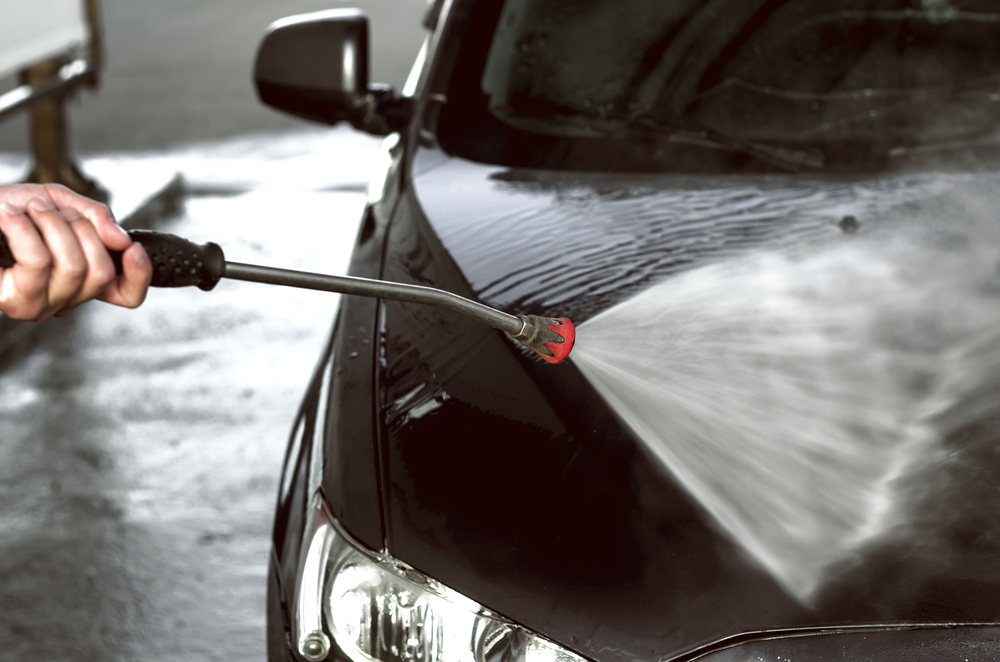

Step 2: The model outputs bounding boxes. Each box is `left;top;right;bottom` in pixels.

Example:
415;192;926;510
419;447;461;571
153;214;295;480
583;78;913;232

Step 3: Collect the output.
1;4;421;659
0;0;424;662
0;128;382;661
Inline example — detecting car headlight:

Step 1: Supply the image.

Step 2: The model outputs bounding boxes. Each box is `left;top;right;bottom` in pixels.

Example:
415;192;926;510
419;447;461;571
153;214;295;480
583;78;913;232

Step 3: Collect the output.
293;496;589;662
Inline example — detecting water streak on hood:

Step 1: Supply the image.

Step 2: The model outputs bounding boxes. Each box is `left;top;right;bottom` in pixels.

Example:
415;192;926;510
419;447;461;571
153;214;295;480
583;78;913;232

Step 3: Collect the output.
412;147;957;321
391;148;1000;661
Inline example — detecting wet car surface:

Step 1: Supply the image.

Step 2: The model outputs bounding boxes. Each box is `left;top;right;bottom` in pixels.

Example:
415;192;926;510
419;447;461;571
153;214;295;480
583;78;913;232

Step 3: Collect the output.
5;1;1000;661
264;2;1000;662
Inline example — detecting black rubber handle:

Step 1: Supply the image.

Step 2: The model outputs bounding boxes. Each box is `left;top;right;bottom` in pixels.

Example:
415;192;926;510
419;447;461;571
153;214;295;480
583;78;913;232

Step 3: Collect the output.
0;229;226;291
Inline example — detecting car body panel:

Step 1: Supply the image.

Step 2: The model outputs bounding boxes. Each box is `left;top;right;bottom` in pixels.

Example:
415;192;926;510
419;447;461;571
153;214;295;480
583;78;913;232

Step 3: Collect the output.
321;221;385;552
372;145;1000;660
266;1;1000;660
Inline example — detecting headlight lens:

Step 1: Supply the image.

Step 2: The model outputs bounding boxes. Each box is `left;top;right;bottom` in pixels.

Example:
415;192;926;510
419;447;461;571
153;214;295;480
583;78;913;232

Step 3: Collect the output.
294;498;588;662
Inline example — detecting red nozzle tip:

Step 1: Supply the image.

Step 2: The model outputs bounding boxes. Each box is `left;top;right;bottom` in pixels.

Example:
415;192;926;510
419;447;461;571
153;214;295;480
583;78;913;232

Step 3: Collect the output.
540;317;575;364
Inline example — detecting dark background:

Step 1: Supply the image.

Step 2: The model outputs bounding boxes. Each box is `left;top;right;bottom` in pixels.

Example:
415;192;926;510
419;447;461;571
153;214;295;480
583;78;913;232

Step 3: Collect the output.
0;0;427;154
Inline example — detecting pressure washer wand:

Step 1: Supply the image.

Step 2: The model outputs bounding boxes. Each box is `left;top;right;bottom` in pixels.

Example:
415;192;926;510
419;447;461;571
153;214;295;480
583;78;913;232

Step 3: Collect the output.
0;229;575;364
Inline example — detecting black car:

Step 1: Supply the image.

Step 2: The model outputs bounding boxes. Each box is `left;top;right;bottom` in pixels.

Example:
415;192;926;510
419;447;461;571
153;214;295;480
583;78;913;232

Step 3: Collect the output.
254;2;1000;661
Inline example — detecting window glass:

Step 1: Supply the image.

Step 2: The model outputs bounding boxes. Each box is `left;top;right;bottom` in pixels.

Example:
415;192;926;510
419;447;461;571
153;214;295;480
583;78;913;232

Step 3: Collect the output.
438;0;1000;173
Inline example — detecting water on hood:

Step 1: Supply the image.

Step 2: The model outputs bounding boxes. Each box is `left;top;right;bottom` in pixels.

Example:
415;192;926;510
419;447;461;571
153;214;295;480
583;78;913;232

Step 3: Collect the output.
571;187;1000;603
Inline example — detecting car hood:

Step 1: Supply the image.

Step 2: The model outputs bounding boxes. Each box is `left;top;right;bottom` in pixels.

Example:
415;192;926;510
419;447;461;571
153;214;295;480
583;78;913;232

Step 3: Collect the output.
371;146;1000;662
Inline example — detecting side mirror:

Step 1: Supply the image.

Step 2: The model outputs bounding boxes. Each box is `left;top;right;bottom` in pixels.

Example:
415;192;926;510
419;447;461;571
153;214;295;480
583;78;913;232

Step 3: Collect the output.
253;9;412;135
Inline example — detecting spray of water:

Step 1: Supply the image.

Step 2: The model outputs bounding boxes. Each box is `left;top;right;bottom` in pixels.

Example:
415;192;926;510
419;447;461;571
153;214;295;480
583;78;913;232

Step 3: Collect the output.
572;205;1000;603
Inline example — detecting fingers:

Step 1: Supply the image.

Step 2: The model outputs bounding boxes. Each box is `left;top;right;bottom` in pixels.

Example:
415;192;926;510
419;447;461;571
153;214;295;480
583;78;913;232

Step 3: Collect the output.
99;241;152;309
0;184;123;252
38;185;152;308
0;196;145;321
53;210;120;315
27;198;92;315
0;184;153;320
0;202;52;320
42;183;131;251
0;197;92;321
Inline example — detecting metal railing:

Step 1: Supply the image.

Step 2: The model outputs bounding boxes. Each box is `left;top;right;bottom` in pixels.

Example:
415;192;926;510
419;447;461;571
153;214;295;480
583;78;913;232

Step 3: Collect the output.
0;0;105;200
0;57;94;123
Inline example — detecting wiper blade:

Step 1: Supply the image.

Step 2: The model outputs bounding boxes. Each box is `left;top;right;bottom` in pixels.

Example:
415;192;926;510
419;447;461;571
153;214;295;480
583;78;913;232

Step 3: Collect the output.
633;115;826;172
889;134;1000;158
490;107;825;172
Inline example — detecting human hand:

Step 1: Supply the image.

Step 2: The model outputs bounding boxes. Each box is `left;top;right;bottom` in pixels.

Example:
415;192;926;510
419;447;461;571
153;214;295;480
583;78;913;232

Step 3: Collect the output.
0;183;152;321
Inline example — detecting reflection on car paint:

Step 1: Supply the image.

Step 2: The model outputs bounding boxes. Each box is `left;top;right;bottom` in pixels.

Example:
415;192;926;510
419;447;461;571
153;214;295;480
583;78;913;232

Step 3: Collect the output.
371;147;1000;660
411;148;963;323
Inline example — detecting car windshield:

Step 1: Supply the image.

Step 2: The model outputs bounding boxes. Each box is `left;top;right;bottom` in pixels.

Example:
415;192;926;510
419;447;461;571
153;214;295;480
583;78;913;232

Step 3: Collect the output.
436;0;1000;173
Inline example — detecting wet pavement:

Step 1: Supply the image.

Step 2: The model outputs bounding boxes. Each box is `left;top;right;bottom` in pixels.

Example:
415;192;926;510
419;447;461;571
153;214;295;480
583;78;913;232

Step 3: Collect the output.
0;127;381;661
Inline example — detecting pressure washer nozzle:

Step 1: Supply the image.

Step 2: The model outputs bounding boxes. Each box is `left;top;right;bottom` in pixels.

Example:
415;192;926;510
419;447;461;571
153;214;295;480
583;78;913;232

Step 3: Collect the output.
512;315;576;364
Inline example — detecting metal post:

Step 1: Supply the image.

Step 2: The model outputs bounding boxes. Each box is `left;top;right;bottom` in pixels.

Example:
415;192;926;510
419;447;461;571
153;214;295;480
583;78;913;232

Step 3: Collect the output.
20;0;107;202
83;0;103;88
